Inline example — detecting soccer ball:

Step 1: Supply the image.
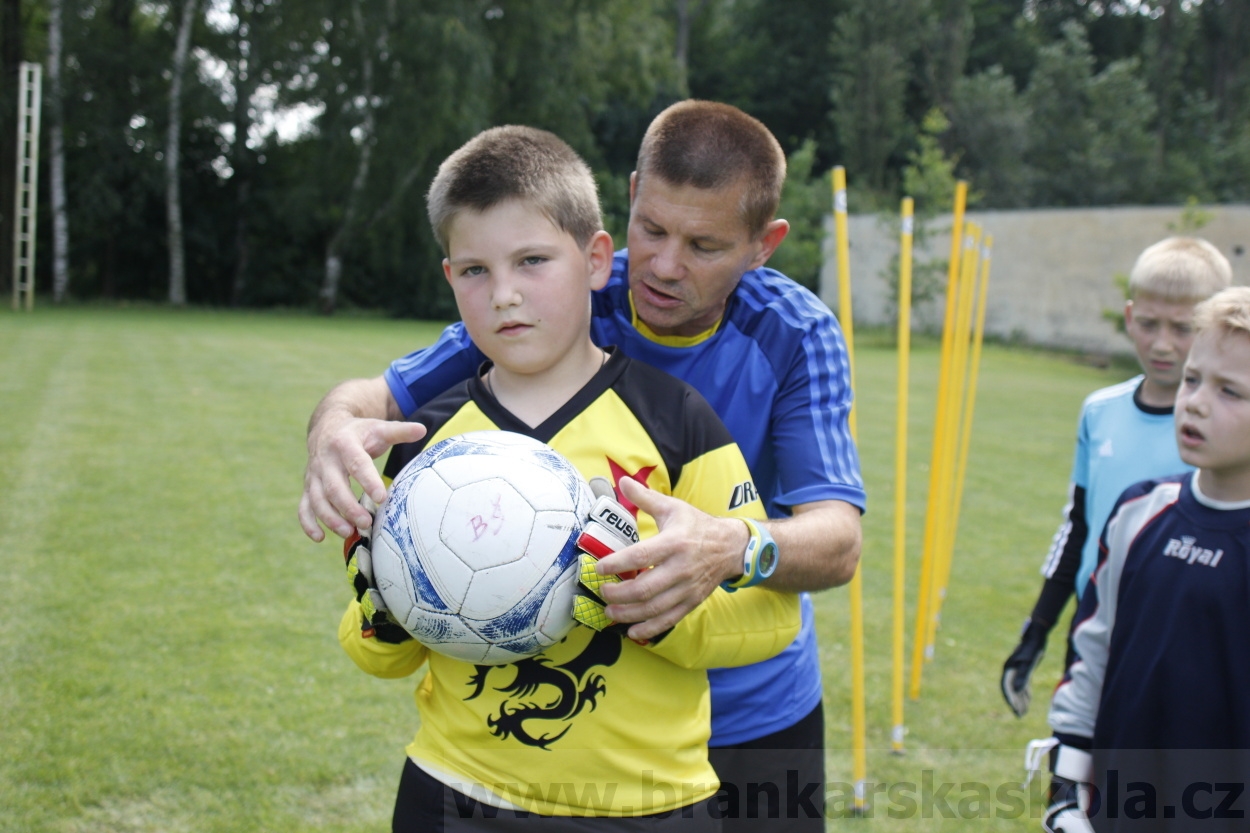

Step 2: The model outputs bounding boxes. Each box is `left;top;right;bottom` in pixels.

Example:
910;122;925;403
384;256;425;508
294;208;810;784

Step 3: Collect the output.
370;430;594;665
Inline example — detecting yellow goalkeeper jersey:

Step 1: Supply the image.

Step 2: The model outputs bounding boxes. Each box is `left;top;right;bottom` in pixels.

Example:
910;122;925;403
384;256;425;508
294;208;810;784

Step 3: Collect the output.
338;349;800;816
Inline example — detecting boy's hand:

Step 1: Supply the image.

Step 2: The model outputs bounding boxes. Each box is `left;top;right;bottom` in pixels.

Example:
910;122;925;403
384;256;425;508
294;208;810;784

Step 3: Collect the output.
572;481;669;643
343;495;411;644
1001;617;1049;717
572;483;641;636
1037;741;1095;833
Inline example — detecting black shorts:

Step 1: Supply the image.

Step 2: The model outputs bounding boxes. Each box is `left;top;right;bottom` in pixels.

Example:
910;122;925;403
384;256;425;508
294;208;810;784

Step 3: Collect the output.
708;701;825;832
392;757;721;832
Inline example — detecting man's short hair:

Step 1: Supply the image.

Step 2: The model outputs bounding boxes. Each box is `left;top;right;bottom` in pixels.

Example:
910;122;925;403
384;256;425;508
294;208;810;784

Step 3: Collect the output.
1129;236;1233;303
635;100;785;238
427;125;602;255
1193;285;1250;341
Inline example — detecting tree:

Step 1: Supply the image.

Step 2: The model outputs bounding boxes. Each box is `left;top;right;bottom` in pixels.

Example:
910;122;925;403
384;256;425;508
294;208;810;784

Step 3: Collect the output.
1024;20;1154;206
166;0;199;306
48;0;70;302
947;65;1031;206
829;0;924;191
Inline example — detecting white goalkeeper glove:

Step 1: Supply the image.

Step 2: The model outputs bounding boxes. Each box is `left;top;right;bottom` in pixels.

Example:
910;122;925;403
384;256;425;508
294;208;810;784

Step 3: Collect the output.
1027;738;1095;833
571;478;668;644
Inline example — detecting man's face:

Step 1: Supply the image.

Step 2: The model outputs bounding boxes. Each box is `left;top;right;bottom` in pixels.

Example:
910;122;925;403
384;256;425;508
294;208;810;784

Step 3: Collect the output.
1124;295;1198;394
626;174;784;337
1175;328;1250;499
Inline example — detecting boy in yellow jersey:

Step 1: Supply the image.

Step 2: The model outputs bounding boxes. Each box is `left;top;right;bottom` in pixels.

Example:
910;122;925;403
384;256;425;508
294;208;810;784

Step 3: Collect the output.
336;125;800;831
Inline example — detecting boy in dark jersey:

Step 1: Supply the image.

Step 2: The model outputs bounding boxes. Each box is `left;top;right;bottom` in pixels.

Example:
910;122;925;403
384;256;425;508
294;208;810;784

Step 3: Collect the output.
336;125;799;831
1001;237;1232;717
1039;286;1250;833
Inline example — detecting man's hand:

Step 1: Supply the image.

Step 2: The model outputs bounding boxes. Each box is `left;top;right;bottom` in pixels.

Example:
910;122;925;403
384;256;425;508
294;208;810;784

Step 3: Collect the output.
1001;617;1050;717
591;477;747;642
297;376;425;542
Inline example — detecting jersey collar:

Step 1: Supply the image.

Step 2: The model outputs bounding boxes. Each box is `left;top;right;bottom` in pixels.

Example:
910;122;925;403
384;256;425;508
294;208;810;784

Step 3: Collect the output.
629;291;722;348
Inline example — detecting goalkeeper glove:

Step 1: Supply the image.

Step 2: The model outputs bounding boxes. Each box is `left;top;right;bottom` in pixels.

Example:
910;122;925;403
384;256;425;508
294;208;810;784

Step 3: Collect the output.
1001;617;1049;717
571;478;668;644
1027;738;1096;833
343;495;411;644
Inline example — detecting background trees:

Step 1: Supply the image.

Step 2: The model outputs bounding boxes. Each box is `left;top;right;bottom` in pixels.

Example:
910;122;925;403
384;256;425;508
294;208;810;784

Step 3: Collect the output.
1;0;1246;312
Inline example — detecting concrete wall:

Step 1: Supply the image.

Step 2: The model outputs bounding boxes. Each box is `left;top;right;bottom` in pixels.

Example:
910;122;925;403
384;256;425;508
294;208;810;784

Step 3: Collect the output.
819;204;1250;355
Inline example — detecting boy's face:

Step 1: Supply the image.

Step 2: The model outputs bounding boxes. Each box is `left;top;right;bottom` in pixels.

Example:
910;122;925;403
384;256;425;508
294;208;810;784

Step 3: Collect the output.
626;173;787;338
1175;328;1250;499
443;200;610;378
1124;294;1197;395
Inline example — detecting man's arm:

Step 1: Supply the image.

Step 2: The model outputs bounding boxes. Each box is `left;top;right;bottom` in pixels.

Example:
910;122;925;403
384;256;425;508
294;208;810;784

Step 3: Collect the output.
298;376;425;542
594;479;861;641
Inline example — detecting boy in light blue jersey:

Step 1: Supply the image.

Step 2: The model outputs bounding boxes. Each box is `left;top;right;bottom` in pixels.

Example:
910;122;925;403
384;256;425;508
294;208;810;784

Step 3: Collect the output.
1000;236;1232;718
303;101;866;832
1041;286;1250;833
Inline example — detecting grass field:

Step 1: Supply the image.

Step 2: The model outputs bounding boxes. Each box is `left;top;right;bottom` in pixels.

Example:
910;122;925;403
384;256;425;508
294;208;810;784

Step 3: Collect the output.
0;306;1135;832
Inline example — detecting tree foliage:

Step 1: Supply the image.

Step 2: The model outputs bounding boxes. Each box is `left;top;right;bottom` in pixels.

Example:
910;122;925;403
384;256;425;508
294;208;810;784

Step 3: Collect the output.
8;0;1248;312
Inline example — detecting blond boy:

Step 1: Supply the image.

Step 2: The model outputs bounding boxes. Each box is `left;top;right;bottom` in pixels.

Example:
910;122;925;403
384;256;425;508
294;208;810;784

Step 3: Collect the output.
336;126;799;831
1002;237;1233;716
1042;285;1250;832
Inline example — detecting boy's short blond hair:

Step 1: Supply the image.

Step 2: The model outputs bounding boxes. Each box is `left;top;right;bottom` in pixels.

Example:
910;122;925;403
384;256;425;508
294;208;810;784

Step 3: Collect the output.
1192;285;1250;340
427;125;601;255
1128;236;1232;302
635;100;785;238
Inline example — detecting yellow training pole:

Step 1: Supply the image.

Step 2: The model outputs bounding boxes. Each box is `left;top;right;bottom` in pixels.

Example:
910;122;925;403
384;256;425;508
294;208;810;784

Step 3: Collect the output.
935;236;993;617
831;166;868;811
891;197;914;754
909;180;967;699
925;224;981;656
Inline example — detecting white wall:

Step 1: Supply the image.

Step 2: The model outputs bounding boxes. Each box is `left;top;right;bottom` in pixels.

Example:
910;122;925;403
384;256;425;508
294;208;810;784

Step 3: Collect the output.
819;204;1250;355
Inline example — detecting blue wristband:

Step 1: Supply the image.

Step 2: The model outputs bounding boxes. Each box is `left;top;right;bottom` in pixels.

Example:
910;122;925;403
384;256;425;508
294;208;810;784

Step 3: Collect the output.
722;518;779;592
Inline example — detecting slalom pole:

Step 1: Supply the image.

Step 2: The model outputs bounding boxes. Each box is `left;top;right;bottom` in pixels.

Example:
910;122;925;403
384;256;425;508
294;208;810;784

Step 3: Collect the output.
831;166;868;812
925;224;981;657
909;180;967;699
891;197;914;754
935;235;994;616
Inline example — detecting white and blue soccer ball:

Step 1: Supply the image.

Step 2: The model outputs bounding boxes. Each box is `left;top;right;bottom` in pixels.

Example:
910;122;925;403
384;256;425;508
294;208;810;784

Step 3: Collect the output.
370;430;594;665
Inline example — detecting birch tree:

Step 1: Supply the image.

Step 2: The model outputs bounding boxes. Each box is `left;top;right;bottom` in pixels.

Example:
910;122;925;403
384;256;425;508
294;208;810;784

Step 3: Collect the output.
166;0;198;306
48;0;70;302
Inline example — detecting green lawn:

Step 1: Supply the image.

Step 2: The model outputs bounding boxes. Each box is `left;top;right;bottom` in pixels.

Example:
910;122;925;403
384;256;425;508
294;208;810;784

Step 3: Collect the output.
0;306;1133;832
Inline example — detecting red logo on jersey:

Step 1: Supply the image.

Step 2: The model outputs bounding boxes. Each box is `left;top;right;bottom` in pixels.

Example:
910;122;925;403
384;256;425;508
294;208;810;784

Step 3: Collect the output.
605;459;656;517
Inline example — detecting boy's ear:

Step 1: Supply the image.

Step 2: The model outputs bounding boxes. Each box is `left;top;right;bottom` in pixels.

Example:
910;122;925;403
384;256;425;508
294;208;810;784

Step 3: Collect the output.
1124;299;1134;327
586;230;614;291
628;171;637;205
442;258;453;286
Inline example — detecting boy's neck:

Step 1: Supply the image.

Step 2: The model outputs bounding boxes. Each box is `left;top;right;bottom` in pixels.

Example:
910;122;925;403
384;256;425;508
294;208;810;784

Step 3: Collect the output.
486;340;608;428
1195;468;1250;505
1137;377;1178;409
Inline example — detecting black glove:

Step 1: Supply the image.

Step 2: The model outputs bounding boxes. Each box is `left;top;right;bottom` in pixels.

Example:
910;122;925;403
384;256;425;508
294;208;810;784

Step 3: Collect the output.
1001;617;1049;717
343;495;411;644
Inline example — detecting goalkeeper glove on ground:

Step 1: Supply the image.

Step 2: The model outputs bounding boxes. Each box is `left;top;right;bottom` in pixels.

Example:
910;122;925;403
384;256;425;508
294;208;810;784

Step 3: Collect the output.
571;478;668;644
1001;617;1049;717
343;495;411;644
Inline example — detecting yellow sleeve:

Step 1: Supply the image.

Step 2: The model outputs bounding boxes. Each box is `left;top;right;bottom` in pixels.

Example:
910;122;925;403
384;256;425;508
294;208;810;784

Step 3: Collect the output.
337;600;429;679
647;585;800;669
641;439;800;669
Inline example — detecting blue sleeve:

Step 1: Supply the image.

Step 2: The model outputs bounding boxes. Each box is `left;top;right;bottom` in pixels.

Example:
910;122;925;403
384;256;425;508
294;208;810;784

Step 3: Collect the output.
383;322;486;418
769;309;866;512
1071;406;1091;491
